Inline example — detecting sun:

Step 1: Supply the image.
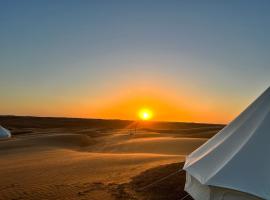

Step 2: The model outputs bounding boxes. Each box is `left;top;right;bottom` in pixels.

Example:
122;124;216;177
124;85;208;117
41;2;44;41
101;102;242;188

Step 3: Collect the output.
138;108;153;121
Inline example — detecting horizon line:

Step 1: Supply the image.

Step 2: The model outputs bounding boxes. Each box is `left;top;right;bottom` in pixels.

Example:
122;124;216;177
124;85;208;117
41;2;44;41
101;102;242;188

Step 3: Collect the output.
0;114;225;126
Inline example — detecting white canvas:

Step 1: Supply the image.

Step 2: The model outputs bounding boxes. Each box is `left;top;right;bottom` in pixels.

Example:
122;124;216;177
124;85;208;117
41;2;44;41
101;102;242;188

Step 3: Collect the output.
0;126;11;138
185;174;262;200
184;87;270;199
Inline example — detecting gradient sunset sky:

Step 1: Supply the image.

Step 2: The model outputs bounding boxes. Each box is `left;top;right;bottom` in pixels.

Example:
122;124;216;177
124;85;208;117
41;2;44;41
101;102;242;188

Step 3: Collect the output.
1;0;270;123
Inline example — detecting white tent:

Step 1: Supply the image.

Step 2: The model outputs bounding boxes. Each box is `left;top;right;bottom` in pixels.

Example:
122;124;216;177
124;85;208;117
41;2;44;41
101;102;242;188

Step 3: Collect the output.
184;87;270;200
0;126;11;138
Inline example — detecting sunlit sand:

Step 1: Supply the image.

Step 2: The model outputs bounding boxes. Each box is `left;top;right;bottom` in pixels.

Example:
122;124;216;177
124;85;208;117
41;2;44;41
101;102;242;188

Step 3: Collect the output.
0;116;223;200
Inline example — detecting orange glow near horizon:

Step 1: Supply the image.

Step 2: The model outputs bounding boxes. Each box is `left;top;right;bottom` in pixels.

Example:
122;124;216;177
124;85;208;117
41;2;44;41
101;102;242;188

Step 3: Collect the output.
1;81;245;124
83;84;244;124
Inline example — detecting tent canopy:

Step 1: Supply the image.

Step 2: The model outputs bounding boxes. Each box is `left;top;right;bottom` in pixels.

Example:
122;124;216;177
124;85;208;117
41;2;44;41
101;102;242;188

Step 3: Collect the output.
184;87;270;199
0;126;11;138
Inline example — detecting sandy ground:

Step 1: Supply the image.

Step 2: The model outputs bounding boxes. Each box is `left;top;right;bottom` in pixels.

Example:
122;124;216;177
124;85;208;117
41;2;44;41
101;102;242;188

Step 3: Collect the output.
0;116;223;200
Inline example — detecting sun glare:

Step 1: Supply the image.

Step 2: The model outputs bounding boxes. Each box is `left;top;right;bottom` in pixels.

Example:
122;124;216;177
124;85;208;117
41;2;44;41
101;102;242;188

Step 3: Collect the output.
138;108;153;120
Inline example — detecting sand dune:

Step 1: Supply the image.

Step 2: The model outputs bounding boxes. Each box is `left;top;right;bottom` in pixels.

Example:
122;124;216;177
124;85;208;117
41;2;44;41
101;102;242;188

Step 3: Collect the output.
0;134;95;152
96;135;207;155
0;116;222;200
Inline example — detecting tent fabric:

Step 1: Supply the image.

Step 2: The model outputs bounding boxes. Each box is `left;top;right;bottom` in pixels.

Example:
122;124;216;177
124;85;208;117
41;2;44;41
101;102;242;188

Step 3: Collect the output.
185;173;210;200
184;87;270;199
0;126;11;138
185;174;262;200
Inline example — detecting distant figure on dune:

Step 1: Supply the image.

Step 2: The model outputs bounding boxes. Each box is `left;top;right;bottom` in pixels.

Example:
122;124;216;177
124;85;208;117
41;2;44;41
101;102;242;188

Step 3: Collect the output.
0;126;11;138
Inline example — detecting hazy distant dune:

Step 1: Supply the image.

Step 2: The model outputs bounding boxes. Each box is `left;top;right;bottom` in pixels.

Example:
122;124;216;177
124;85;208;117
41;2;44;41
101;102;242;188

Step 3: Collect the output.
0;115;224;135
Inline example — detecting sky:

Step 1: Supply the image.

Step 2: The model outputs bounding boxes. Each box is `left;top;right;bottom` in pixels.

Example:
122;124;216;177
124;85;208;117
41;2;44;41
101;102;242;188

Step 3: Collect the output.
0;0;270;124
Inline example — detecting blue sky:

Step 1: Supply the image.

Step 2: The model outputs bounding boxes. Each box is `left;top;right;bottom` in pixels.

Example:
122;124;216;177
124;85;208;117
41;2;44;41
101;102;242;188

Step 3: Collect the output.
0;0;270;122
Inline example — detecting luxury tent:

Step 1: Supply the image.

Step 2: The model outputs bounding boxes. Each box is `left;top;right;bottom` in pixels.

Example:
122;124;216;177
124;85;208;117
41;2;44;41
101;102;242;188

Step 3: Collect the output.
0;126;11;138
184;87;270;200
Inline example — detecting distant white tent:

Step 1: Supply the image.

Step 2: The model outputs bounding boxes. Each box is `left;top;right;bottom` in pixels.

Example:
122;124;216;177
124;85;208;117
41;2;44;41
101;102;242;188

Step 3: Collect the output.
0;126;11;138
184;87;270;200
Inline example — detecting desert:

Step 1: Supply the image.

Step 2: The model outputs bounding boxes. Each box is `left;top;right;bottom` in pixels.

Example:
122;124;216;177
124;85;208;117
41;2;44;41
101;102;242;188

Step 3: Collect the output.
0;116;223;200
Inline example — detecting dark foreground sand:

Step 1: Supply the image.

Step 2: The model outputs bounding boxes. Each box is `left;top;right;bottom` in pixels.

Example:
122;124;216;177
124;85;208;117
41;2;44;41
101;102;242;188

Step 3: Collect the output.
0;116;223;200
